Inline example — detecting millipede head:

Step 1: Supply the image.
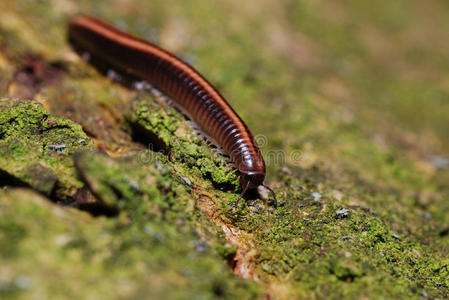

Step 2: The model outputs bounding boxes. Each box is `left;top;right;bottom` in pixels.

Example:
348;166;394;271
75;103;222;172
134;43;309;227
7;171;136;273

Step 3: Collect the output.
240;171;265;189
235;173;277;208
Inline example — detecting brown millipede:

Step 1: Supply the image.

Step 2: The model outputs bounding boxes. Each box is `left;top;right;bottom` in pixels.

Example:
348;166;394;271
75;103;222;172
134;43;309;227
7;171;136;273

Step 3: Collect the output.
68;15;275;201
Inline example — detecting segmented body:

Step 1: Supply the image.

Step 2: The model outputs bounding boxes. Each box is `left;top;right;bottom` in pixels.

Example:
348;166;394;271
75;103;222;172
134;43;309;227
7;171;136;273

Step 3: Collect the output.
68;16;266;189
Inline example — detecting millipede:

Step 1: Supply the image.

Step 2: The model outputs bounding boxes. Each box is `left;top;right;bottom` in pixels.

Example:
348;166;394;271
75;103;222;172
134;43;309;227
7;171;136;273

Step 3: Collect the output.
68;15;275;201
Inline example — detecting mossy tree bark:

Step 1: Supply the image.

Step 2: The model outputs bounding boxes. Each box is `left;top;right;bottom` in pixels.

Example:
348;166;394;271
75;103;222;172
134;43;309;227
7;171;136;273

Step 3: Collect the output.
0;1;448;299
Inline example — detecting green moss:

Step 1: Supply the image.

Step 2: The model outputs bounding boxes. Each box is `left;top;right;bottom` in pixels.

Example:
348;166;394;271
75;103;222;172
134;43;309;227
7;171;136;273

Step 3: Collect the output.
74;151;260;298
0;188;259;299
126;96;239;191
211;175;448;298
0;219;27;258
0;99;93;199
